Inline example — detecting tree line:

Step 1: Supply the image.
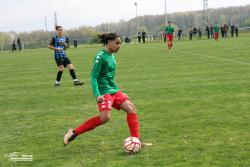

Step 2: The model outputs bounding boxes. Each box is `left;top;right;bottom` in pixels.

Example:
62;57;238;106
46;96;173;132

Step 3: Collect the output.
1;5;249;44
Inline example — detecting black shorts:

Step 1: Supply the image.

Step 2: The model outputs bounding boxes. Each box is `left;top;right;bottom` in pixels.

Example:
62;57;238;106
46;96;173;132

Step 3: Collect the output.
55;57;72;67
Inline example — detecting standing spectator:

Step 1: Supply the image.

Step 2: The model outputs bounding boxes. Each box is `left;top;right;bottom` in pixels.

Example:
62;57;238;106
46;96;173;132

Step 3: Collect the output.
210;25;214;39
189;28;193;40
125;36;130;44
198;26;202;40
177;29;183;40
221;26;225;38
17;37;22;51
231;25;235;37
206;25;210;39
235;25;239;37
12;40;17;52
137;32;141;43
73;40;78;48
224;24;228;37
192;27;198;39
141;31;146;43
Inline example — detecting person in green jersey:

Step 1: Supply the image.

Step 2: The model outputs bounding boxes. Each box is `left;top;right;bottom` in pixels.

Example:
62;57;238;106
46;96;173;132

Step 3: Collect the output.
64;33;141;146
165;21;175;50
213;22;220;41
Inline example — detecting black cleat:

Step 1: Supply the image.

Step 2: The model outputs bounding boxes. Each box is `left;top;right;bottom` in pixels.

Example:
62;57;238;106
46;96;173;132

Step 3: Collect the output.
55;83;60;87
74;80;84;86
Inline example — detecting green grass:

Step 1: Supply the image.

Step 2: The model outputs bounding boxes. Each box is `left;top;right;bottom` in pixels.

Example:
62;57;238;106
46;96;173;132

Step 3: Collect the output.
0;37;250;167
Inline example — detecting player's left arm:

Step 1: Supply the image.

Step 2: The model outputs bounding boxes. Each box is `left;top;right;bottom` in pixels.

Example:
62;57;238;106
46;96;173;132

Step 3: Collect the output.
64;36;69;50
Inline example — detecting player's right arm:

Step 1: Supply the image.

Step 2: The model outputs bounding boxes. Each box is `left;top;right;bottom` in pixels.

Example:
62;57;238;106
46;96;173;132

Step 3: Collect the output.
165;26;168;33
173;27;175;36
90;54;103;102
48;37;63;51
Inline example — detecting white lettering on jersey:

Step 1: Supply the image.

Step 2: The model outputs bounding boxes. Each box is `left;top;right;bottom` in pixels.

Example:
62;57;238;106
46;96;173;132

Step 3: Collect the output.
95;55;101;63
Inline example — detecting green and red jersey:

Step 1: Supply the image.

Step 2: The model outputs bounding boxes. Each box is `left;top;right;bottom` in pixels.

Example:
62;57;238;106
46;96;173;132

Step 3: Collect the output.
165;25;174;35
90;49;119;97
213;24;220;33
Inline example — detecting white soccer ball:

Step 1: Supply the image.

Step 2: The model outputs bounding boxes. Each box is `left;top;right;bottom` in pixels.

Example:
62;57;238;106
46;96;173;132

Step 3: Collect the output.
123;137;142;153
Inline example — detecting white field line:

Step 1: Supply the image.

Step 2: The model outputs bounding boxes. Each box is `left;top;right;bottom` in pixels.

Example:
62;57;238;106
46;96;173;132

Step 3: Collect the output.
176;50;250;66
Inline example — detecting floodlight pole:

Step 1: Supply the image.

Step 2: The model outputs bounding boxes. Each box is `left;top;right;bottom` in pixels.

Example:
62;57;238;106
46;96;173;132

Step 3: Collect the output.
135;2;138;33
45;16;48;32
203;0;209;26
165;0;167;25
54;12;58;28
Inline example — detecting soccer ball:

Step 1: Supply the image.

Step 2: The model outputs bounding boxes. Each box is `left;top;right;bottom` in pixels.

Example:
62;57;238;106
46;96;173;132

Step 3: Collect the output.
123;137;142;153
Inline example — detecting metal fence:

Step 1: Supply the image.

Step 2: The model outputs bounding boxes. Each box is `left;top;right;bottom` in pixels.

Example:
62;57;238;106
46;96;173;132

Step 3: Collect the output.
1;30;249;52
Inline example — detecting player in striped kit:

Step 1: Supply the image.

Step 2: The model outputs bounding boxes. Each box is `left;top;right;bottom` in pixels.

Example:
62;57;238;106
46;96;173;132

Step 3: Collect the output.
48;25;84;87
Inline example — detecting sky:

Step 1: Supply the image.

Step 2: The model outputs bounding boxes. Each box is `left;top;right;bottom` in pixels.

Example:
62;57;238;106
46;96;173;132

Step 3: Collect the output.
0;0;249;32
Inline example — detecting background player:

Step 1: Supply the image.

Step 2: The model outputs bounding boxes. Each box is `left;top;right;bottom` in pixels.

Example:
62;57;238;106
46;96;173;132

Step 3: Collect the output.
213;22;220;41
165;21;175;50
48;26;84;87
63;33;141;146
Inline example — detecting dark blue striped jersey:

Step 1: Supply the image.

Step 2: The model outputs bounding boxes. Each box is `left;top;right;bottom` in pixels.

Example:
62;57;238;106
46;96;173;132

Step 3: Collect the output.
49;35;69;59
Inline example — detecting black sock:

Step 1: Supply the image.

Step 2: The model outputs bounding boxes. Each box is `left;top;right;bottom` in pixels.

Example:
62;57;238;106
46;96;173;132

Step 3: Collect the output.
69;69;77;80
56;71;63;81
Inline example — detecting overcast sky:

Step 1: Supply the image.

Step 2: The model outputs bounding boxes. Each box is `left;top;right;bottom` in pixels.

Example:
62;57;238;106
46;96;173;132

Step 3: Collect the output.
0;0;249;32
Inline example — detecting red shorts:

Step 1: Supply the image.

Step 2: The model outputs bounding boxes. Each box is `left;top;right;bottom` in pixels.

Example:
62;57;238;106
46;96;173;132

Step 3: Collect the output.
167;34;173;42
97;91;129;112
214;32;219;40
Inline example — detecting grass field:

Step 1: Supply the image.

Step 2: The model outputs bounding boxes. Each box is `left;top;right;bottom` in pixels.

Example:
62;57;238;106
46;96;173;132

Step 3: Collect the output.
0;37;250;167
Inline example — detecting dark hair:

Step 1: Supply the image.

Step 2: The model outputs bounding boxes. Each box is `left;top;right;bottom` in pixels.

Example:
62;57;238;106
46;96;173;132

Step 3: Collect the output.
55;25;63;30
98;33;121;45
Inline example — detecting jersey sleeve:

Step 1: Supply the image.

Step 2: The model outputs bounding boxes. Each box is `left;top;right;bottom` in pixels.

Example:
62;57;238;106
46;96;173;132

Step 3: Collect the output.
49;37;55;46
66;37;69;44
90;55;103;97
64;36;69;50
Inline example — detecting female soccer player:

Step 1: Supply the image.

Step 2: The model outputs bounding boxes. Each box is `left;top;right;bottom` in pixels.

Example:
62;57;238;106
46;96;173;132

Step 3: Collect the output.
48;25;84;86
165;21;175;50
213;23;220;41
64;33;141;146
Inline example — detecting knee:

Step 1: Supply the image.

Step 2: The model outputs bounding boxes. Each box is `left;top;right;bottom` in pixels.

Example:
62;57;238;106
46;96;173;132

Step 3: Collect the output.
100;114;111;123
126;107;136;114
58;66;64;71
68;64;74;70
125;102;136;114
